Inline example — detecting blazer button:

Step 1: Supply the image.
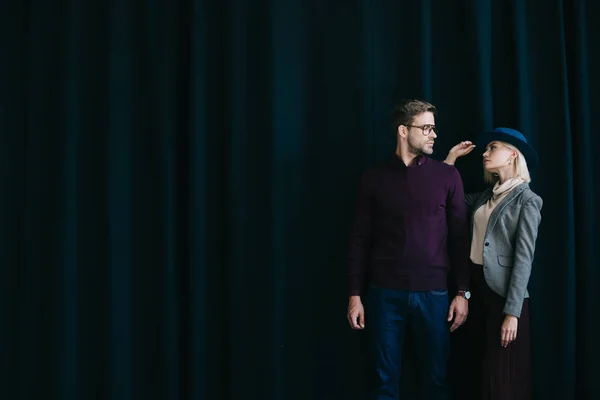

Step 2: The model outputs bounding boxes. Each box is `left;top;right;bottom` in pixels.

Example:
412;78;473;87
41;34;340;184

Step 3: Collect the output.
484;242;489;246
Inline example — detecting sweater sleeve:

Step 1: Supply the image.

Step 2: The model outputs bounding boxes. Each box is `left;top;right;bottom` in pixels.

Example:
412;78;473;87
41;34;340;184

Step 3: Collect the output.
446;168;471;290
347;171;373;297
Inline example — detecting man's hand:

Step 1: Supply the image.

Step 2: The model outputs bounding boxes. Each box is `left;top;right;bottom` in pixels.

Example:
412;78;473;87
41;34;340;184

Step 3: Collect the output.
347;296;365;329
500;315;518;347
447;296;468;332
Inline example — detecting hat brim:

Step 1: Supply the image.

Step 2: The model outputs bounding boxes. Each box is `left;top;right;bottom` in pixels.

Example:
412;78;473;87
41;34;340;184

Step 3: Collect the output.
475;131;538;168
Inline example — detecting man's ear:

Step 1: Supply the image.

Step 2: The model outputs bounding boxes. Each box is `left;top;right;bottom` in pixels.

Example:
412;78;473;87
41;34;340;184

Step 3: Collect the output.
398;125;406;138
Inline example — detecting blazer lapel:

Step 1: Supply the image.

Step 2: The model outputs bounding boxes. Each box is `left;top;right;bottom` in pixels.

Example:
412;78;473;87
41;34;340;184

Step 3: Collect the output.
483;183;529;238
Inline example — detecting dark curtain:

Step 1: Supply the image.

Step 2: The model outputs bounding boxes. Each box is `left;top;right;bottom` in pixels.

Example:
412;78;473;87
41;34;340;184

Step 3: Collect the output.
1;0;598;399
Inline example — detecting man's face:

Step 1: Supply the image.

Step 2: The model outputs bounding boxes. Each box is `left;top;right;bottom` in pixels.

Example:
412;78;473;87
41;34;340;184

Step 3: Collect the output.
405;112;437;155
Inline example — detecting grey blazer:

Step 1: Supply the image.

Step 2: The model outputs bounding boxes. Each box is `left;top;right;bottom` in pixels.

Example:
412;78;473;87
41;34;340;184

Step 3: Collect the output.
466;183;543;318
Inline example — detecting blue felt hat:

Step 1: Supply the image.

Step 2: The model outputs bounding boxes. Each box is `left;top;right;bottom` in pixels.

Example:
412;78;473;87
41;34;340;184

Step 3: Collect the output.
475;127;538;168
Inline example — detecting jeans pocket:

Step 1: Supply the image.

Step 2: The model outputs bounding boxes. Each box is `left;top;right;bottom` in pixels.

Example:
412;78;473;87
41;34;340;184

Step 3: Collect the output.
429;289;448;296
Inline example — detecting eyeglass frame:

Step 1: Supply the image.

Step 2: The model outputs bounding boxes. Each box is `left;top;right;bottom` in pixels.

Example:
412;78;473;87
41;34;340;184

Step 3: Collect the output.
404;124;438;136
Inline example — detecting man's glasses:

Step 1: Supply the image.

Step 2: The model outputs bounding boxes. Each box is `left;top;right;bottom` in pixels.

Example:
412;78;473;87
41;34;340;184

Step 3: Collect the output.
406;124;438;136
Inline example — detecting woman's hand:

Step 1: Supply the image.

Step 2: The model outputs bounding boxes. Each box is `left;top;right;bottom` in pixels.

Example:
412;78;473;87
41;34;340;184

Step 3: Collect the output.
500;314;518;347
444;141;476;165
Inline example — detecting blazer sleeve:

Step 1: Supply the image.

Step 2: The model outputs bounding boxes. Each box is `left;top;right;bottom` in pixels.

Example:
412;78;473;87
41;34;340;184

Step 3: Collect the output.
465;191;485;210
503;195;543;317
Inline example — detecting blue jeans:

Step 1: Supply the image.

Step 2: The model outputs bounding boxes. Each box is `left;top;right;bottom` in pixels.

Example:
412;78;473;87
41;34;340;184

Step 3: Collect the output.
367;286;450;400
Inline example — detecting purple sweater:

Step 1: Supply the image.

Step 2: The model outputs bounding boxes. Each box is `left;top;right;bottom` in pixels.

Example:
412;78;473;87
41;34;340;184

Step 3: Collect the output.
347;154;470;296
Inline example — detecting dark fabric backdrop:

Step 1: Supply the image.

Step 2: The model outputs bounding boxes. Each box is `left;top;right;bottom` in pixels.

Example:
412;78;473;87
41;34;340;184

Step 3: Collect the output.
1;0;598;399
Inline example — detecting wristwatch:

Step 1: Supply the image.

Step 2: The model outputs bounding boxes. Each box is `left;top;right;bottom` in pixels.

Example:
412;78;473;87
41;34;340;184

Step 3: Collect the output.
457;290;471;300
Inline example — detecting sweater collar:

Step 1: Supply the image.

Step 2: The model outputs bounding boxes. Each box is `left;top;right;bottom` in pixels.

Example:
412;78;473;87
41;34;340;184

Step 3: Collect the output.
391;153;429;168
492;177;524;199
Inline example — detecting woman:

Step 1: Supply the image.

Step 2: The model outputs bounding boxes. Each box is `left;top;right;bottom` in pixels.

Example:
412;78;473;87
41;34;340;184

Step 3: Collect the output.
444;127;542;400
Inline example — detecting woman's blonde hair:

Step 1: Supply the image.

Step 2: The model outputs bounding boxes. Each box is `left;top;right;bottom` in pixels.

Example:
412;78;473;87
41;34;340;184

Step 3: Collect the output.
484;142;531;184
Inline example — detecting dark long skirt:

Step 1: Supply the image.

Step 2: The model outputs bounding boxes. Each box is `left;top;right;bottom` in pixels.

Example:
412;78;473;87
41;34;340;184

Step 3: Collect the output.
454;263;532;400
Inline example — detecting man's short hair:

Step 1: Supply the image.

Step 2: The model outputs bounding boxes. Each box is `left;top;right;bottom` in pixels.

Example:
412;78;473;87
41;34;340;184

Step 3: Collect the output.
391;99;436;130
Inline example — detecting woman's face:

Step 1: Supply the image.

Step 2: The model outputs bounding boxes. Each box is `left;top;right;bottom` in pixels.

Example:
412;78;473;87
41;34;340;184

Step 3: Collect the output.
482;141;516;173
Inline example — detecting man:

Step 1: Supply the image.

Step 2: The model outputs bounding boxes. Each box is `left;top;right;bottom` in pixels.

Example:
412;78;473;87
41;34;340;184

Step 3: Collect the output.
346;99;471;399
